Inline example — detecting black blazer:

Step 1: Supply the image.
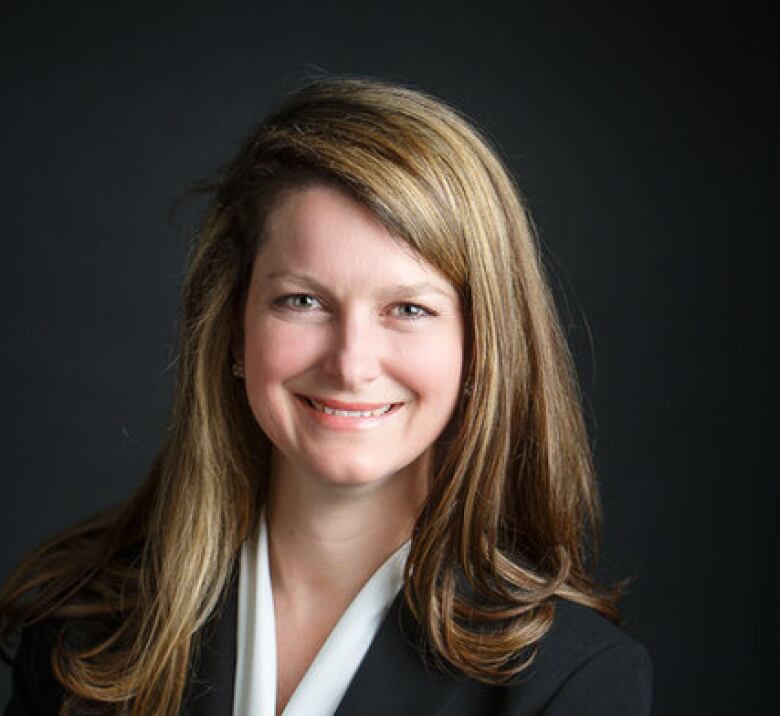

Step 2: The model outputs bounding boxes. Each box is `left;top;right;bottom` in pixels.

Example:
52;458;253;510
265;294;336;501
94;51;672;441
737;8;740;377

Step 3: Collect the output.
5;581;652;715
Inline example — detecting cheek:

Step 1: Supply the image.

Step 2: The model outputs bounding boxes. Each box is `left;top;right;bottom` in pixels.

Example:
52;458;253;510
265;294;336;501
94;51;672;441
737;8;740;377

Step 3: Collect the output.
395;330;463;410
241;323;319;446
244;321;323;384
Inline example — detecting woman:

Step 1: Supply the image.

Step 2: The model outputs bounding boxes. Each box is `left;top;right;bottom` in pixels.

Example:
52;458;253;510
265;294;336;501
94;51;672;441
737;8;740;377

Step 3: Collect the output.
1;78;652;714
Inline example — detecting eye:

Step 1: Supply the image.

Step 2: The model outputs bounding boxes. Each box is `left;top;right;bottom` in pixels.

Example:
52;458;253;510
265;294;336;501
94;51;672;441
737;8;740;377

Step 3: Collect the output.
275;293;323;311
391;302;433;319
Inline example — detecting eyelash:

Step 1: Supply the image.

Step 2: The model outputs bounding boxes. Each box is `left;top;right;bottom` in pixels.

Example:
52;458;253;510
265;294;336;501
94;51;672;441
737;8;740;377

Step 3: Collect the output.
274;293;435;320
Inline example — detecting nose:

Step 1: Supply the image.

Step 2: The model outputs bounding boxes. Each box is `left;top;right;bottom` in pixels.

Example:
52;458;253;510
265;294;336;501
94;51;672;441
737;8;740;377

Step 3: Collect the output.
323;308;382;391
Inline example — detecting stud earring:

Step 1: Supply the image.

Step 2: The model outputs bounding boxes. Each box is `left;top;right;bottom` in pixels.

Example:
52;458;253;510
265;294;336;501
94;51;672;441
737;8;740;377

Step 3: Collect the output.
231;360;245;379
463;379;473;397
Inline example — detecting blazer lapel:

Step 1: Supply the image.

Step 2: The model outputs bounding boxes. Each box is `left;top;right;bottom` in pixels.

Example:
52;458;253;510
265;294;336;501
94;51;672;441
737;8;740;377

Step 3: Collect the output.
181;577;462;716
182;575;238;716
334;594;465;716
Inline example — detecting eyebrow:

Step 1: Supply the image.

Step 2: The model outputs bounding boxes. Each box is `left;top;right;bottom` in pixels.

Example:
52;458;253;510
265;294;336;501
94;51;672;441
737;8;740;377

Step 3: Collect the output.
264;270;457;302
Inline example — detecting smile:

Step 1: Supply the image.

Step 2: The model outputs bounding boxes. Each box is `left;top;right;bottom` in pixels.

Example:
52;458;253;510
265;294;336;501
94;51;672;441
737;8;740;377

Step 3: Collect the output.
309;398;393;417
294;394;404;430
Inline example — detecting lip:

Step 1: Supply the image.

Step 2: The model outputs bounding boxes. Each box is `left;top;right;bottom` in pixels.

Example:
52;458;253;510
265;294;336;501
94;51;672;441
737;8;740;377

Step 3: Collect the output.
300;394;402;411
294;394;404;432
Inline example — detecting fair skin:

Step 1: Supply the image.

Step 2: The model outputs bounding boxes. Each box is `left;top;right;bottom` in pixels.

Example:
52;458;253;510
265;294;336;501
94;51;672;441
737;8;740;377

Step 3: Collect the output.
240;184;464;713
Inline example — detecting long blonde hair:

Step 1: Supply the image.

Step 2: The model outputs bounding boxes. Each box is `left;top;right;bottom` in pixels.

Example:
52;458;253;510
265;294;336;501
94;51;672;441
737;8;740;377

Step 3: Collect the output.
0;77;618;713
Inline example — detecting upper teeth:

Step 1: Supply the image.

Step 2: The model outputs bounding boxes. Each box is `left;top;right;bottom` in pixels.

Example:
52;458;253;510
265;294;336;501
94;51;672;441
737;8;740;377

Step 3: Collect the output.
310;399;393;417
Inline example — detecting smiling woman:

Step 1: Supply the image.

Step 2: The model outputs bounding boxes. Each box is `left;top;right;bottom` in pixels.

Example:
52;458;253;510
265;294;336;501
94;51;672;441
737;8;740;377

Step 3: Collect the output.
0;78;652;715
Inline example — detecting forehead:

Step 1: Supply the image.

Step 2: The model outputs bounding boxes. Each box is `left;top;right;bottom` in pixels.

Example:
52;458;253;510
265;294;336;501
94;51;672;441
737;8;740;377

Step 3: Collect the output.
254;185;457;298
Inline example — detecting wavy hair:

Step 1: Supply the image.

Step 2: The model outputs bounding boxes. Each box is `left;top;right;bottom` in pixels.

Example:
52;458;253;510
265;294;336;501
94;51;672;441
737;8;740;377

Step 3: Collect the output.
0;77;619;713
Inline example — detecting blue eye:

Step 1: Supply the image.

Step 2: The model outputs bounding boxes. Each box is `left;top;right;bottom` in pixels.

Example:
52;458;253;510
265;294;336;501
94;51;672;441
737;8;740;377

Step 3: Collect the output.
393;303;431;319
276;294;322;310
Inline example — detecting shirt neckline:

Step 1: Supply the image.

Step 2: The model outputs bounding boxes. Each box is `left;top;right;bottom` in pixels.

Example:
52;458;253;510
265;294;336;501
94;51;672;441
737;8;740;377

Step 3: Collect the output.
234;513;410;716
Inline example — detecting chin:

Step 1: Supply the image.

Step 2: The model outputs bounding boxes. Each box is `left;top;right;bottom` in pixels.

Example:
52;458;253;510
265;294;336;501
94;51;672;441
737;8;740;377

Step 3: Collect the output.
312;466;393;488
305;454;403;488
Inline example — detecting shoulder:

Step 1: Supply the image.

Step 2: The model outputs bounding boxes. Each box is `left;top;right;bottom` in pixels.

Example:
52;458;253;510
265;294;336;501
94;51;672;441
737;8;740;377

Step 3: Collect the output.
500;600;653;715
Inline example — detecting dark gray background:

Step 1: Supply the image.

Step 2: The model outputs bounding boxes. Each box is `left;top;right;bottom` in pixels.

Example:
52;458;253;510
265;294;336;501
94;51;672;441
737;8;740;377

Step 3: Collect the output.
1;1;774;712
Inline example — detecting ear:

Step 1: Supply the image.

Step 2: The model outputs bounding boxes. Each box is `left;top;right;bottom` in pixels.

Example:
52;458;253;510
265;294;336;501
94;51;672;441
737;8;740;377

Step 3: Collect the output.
230;327;246;379
231;331;244;367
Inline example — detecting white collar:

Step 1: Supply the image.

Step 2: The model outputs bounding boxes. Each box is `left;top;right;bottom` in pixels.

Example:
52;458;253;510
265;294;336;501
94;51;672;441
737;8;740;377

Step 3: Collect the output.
233;515;410;716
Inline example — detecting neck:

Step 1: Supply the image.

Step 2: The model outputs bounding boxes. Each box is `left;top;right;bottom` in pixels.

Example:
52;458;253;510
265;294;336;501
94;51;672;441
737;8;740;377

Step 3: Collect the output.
265;451;428;605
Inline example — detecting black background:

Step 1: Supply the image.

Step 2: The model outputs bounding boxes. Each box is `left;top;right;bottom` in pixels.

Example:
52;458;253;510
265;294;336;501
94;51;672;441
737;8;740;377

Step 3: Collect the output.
1;1;775;712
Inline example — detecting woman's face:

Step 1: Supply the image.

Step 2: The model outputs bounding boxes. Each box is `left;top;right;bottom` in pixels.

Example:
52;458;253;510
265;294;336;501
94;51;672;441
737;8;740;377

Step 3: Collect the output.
240;184;464;489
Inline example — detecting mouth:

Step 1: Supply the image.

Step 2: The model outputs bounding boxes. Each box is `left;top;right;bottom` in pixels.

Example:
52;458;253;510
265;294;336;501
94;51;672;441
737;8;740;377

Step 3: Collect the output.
294;394;405;420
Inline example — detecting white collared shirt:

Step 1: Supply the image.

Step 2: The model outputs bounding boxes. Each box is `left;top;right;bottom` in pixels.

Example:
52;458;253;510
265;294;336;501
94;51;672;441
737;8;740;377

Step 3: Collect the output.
233;517;410;716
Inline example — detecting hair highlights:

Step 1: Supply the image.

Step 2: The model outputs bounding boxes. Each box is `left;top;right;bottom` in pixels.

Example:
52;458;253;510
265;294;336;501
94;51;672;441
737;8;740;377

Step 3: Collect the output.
0;78;618;712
